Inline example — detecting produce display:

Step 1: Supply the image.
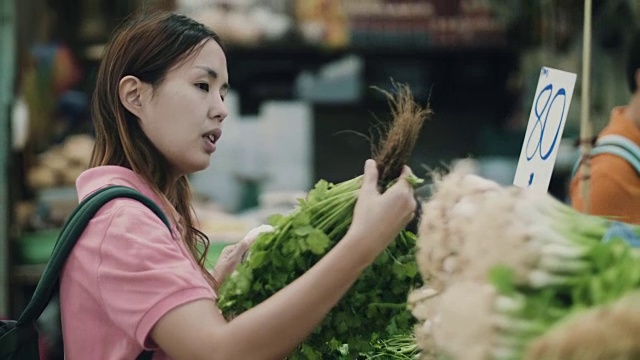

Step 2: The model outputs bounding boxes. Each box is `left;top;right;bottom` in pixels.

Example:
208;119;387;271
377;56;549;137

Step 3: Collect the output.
217;83;431;359
22;85;637;360
524;288;640;359
410;163;640;360
27;134;95;190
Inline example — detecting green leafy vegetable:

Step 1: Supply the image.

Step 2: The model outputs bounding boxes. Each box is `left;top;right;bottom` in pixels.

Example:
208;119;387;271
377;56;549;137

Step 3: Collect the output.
217;176;423;358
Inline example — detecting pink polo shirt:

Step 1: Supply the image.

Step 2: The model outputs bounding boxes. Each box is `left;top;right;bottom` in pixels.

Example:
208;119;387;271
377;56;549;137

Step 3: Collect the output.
60;166;215;360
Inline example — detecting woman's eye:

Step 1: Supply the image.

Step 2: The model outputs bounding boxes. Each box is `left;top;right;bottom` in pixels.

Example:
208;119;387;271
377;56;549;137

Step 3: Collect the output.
196;83;209;92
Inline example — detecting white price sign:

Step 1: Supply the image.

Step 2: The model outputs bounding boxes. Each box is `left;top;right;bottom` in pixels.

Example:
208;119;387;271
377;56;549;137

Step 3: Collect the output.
513;67;577;192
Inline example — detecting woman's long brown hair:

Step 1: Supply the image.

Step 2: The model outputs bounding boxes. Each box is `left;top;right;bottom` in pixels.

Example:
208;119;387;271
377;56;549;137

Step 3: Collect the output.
90;12;222;289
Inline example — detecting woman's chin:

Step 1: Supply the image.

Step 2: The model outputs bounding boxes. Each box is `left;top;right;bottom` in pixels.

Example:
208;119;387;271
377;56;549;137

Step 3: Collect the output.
176;159;211;177
192;159;212;173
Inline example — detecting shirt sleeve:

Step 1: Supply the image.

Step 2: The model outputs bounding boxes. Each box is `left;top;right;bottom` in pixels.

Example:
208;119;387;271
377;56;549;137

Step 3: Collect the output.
95;202;215;349
570;154;640;223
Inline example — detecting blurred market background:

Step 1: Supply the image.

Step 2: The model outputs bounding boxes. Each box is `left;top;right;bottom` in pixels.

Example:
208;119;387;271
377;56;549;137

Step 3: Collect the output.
0;1;639;357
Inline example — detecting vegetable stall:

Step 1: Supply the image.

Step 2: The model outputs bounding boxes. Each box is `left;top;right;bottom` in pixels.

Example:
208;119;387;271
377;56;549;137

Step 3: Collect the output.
219;1;640;356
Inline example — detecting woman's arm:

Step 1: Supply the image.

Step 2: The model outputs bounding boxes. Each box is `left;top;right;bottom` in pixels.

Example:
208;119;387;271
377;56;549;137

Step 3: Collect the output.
151;160;417;360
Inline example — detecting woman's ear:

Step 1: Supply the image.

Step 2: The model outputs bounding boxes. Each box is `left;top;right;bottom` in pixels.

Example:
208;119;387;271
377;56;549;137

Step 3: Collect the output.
119;75;144;118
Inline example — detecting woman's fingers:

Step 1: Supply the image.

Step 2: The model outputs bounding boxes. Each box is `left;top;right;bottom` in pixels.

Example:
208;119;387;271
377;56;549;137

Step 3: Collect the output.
397;165;416;189
360;159;380;195
221;242;247;260
387;165;417;197
213;241;251;286
385;165;418;222
213;224;275;286
241;224;274;247
238;224;274;262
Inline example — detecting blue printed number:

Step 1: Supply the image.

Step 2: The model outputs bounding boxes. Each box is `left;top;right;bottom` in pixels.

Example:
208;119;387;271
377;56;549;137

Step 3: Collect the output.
525;84;567;162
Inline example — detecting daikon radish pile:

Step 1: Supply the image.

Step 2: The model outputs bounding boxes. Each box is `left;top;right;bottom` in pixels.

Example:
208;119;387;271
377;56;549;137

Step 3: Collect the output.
525;290;640;360
411;163;640;360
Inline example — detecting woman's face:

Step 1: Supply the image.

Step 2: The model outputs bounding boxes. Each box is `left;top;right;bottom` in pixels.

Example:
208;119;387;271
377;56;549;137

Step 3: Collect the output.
137;39;229;177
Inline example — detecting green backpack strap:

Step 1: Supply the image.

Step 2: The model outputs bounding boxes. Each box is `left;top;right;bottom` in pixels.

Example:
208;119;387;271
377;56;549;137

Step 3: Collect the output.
17;185;171;324
572;134;640;178
136;350;154;360
0;321;38;359
15;185;171;359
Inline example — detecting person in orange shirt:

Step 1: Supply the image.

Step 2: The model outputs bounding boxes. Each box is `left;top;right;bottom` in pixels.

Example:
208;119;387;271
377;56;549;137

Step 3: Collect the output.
570;30;640;224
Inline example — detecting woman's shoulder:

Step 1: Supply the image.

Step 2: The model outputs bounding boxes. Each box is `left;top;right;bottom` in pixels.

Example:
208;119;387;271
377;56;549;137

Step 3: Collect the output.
74;165;176;230
76;166;159;200
91;197;174;236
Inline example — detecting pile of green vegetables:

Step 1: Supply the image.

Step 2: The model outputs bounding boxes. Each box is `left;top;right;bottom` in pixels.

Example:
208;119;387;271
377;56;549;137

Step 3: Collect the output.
217;83;430;359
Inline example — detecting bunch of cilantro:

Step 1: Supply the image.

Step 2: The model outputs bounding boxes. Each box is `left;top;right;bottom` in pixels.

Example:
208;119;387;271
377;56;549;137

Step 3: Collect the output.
217;176;424;359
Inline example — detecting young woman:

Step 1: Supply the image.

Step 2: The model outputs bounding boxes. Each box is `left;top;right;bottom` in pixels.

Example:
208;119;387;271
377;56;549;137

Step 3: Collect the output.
60;12;418;360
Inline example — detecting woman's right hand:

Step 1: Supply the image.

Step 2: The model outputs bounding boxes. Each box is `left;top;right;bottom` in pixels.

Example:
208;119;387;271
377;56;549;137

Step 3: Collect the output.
346;159;418;264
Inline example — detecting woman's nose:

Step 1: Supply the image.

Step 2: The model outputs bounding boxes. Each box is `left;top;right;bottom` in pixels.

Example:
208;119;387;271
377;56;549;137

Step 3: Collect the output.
208;99;228;122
